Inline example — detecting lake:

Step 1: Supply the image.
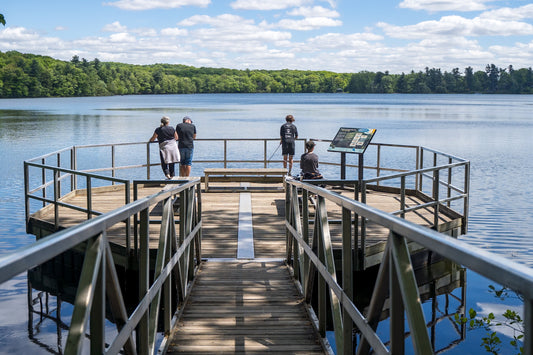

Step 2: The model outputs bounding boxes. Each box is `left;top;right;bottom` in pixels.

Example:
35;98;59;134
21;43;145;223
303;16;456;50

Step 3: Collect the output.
0;93;531;354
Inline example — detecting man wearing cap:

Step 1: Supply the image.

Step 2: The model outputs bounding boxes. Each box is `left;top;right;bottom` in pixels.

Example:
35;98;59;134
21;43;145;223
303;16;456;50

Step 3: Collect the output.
280;114;298;175
176;116;197;177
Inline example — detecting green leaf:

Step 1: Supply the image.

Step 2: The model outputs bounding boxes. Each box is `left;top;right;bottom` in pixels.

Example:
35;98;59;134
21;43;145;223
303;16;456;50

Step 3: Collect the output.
469;309;477;318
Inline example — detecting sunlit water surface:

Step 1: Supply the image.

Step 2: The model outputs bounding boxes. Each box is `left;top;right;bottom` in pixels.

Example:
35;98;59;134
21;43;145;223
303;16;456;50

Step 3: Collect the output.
0;94;531;354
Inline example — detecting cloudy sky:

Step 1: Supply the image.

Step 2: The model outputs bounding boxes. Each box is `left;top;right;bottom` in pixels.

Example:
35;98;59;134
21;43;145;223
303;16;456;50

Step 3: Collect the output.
1;0;532;73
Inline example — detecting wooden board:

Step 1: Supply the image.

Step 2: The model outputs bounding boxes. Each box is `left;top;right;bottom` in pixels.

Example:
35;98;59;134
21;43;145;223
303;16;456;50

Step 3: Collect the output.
166;261;326;354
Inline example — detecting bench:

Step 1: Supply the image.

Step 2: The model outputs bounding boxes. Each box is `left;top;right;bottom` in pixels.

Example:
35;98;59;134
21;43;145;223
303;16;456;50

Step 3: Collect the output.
204;168;287;192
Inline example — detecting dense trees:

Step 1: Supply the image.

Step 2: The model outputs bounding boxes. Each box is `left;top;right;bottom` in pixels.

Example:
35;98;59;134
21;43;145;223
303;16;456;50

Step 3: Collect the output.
0;50;532;98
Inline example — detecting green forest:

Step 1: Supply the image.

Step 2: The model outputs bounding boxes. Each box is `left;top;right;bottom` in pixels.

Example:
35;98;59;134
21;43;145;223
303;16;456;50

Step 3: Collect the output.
1;50;532;98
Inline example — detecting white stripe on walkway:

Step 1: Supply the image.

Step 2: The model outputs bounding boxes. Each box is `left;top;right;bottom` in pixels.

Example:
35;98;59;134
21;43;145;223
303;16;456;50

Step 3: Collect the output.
237;183;254;259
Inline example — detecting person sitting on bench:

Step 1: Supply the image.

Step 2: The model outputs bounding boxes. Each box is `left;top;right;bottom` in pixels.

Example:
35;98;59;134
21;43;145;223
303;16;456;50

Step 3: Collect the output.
300;140;323;179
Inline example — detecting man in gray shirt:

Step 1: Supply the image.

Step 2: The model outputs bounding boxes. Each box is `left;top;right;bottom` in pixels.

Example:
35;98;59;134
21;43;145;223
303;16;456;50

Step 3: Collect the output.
176;116;197;177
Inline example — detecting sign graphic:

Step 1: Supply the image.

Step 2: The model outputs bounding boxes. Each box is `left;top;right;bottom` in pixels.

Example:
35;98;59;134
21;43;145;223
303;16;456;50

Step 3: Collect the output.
328;127;376;154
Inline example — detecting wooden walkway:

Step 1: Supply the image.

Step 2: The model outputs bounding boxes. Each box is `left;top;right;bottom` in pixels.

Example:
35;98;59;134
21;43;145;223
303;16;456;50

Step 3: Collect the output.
27;180;461;354
166;260;325;354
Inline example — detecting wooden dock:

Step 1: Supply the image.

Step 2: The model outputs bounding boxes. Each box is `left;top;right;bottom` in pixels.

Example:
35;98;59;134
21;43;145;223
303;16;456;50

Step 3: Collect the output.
27;180;463;354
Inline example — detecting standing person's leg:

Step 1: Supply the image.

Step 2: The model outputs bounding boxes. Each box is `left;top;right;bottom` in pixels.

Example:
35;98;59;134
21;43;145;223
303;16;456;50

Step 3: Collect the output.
160;151;170;178
287;141;295;174
288;155;293;174
184;165;191;176
169;163;175;178
179;148;193;177
282;142;289;170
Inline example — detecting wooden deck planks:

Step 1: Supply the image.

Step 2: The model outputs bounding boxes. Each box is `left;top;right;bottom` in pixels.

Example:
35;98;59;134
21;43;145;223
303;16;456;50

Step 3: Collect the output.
29;182;453;261
166;261;326;355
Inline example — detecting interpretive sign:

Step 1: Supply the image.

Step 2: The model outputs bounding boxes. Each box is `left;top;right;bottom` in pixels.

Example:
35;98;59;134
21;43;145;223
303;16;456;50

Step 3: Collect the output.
328;127;376;154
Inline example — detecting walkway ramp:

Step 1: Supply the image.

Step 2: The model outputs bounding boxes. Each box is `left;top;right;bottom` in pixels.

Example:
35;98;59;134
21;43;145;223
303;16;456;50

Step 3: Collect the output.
166;260;326;354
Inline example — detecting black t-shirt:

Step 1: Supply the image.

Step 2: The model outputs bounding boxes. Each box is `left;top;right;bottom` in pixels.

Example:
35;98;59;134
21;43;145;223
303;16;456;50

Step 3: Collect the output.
300;152;319;174
176;123;196;149
155;125;176;143
280;123;298;143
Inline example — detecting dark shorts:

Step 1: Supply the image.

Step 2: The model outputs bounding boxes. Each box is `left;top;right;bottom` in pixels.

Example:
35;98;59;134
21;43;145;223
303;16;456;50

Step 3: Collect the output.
282;141;295;156
179;147;194;166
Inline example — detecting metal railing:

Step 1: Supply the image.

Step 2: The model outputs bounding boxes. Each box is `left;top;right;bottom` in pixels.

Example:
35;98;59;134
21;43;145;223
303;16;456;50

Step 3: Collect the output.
18;138;472;354
2;178;202;354
24;139;432;230
284;179;532;355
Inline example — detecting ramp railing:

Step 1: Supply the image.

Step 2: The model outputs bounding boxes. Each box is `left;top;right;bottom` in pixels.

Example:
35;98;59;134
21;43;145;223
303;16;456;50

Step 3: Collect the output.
1;179;202;354
285;178;532;355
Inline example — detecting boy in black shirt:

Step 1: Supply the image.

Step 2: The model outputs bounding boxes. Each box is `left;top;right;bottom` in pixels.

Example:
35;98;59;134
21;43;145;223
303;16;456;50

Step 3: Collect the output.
280;114;298;174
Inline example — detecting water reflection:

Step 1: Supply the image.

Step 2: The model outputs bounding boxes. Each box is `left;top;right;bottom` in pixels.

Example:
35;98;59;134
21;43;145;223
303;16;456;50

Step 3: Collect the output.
352;257;467;353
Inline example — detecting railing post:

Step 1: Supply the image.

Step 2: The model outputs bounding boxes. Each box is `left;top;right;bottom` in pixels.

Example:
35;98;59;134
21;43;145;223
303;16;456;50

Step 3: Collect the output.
125;181;131;256
463;162;470;234
389;241;405;354
264;139;267;168
224;140;228;168
138;208;150;354
342;207;353;355
24;162;30;226
112;144;116;183
360;181;367;270
41;158;46;208
57;152;61;198
146;142;151;180
54;169;59;228
87;176;93;220
447;157;452;207
400;175;406;218
390;232;433;354
71;146;77;191
419;148;424;192
90;244;105;354
432;169;440;229
376;144;381;183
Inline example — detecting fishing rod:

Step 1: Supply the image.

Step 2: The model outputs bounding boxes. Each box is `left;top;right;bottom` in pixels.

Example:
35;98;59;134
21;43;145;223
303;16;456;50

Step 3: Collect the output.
266;143;282;166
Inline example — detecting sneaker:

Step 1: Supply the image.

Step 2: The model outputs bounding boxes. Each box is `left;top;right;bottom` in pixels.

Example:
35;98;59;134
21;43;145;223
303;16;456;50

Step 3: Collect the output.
165;174;171;179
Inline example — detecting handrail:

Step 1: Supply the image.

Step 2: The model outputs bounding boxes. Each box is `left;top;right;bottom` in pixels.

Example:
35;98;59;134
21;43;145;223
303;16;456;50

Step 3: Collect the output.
2;178;202;354
24;139;438;228
284;178;532;355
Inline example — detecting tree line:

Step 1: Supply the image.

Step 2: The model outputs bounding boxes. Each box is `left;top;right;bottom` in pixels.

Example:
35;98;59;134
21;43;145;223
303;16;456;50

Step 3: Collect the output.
1;50;532;98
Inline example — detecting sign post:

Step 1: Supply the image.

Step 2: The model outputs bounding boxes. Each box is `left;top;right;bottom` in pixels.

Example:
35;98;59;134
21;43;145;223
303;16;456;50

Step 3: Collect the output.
328;127;376;185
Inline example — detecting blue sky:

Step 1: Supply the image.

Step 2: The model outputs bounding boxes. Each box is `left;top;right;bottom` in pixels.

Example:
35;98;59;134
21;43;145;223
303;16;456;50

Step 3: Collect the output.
1;0;532;73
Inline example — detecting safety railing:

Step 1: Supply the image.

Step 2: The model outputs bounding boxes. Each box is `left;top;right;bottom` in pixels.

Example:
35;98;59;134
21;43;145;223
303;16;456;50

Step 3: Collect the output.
2;178;202;354
24;139;428;230
284;179;532;355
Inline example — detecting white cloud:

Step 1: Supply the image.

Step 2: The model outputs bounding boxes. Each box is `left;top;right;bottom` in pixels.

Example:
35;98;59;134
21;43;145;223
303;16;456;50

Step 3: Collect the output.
480;4;533;21
476;302;523;339
230;0;312;11
399;0;492;12
287;6;340;18
179;13;256;27
104;0;211;11
161;27;188;36
378;15;533;39
0;27;40;41
306;32;383;50
102;21;128;33
109;32;136;43
277;17;342;30
55;26;68;31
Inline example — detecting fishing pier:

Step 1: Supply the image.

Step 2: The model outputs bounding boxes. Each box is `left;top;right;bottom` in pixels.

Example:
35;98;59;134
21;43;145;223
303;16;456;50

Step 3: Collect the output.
0;137;532;354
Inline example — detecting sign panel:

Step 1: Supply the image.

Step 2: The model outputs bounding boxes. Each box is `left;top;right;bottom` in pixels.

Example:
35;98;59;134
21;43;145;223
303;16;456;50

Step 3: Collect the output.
328;127;376;154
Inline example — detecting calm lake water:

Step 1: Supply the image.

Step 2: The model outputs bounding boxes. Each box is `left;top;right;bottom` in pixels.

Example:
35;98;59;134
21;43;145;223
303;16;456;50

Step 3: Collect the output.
0;93;531;354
